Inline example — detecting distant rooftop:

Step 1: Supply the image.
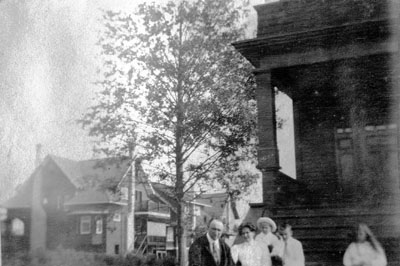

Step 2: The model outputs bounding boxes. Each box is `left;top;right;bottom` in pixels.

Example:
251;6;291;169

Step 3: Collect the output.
3;155;131;209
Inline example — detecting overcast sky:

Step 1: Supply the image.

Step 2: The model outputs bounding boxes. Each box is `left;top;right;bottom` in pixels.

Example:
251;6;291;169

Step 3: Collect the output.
0;0;138;198
0;0;292;201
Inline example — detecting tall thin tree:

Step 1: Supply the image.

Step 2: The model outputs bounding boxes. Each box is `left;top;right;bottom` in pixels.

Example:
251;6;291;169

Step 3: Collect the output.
80;0;258;264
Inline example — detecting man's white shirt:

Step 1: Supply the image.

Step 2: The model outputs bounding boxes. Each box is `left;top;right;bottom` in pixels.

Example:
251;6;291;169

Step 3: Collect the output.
207;233;220;262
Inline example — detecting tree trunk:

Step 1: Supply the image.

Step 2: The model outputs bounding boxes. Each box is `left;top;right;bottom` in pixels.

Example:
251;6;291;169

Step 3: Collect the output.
177;201;187;266
176;11;188;266
176;109;187;266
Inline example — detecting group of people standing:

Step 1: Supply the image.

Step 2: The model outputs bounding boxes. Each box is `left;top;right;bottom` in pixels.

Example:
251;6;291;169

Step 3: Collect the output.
188;217;387;266
188;217;304;266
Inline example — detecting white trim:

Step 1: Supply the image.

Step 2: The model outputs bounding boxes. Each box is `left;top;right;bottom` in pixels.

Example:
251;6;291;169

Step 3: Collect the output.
64;201;127;206
135;211;170;218
68;210;109;215
190;201;211;207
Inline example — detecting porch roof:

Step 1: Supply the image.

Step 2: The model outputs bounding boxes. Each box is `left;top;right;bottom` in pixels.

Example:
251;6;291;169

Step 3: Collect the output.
234;0;395;68
233;19;392;69
2;178;33;209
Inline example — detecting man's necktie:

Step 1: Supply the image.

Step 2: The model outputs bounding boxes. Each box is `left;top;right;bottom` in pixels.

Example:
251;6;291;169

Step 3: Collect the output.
212;242;220;265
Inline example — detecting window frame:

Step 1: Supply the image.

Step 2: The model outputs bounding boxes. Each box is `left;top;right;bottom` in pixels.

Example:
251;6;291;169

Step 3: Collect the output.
95;216;103;234
80;216;91;235
11;218;25;236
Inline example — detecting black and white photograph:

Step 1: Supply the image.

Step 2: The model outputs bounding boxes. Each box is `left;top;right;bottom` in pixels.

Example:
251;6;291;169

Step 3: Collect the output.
0;0;398;265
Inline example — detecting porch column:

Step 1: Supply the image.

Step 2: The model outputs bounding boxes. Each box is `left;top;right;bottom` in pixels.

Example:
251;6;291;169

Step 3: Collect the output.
254;69;280;205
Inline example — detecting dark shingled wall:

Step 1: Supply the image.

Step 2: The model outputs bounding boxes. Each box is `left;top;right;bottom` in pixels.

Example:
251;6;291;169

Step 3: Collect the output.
255;0;391;37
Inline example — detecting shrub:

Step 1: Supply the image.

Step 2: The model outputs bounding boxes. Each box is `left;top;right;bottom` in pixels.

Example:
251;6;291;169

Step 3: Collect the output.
3;251;31;266
3;248;177;266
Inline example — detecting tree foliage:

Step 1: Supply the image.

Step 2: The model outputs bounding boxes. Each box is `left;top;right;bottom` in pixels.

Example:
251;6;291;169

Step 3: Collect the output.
79;0;257;263
81;0;257;194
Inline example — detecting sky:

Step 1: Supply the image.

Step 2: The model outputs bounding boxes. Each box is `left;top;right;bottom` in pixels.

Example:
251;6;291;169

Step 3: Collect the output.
0;0;292;202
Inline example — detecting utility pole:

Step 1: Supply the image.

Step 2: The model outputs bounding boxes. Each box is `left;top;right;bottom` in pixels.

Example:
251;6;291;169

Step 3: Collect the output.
126;141;136;254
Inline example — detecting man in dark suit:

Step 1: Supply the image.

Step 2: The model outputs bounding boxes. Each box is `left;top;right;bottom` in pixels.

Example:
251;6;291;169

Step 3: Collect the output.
189;219;233;266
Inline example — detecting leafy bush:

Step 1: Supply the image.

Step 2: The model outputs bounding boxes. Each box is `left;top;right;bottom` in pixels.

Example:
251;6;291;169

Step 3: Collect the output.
3;248;177;266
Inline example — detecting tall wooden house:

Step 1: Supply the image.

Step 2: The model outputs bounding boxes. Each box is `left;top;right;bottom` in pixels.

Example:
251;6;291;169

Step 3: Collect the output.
234;0;400;265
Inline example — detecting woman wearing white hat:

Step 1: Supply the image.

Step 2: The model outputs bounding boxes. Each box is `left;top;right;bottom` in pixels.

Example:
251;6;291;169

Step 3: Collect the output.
255;217;282;265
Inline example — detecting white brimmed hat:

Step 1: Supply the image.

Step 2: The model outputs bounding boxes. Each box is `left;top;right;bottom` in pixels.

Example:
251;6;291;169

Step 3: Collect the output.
256;217;277;232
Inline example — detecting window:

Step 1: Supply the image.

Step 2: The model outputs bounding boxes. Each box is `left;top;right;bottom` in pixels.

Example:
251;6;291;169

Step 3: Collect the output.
135;191;142;202
120;187;128;200
114;245;120;255
166;226;174;242
193;206;200;216
113;212;121;222
11;218;24;236
80;216;91;234
95;217;103;234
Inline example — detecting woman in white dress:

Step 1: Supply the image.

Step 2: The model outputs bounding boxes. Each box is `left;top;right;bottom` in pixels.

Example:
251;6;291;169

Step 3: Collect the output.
343;223;387;266
231;222;271;266
255;217;282;262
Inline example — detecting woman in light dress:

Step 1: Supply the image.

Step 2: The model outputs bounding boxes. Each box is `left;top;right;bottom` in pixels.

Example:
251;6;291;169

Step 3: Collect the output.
231;222;271;266
255;217;282;265
343;223;387;266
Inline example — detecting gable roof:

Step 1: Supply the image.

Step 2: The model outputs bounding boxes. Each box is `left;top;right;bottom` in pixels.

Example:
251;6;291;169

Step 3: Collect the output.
50;155;131;189
150;182;178;210
50;156;84;188
4;155;132;209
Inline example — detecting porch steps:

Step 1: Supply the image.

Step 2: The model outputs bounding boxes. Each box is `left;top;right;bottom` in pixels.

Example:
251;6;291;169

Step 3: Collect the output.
270;204;400;266
135;234;148;255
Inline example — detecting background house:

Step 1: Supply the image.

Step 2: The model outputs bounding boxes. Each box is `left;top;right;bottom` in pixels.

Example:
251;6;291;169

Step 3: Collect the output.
1;152;172;256
1;150;240;258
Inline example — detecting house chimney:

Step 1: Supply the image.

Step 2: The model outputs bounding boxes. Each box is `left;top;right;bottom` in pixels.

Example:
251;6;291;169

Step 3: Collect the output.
30;143;47;251
35;144;42;167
